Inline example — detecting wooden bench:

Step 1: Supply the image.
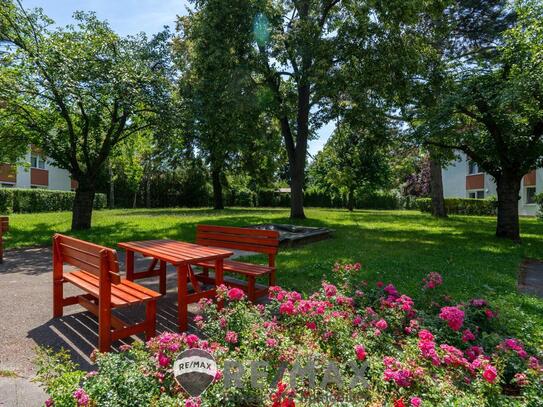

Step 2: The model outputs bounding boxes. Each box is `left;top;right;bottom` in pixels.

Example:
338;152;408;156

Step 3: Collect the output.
0;216;8;263
53;234;161;352
194;225;280;301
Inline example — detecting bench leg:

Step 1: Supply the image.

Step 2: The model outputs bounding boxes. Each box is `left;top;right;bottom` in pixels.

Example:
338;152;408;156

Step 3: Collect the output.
98;302;112;352
248;277;256;302
269;269;276;287
126;250;135;281
159;260;167;295
145;300;157;340
53;279;64;317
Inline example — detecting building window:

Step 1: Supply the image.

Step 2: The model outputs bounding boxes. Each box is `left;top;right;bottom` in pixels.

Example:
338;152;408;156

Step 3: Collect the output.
526;186;537;204
468;190;485;199
468;161;480;175
30;153;46;169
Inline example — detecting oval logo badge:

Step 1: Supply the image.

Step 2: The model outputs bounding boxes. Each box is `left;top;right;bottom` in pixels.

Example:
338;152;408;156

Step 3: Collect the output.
173;348;217;397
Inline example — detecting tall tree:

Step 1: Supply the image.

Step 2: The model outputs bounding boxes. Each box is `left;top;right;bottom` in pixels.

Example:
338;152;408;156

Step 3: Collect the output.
421;0;542;241
175;0;271;210
398;0;515;218
0;2;173;229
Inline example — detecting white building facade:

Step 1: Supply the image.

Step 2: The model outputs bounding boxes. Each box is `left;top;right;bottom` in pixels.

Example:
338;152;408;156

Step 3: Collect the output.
442;152;542;216
0;148;76;191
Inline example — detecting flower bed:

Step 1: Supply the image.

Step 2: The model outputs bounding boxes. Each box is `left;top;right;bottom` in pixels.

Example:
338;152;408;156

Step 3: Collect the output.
37;264;543;406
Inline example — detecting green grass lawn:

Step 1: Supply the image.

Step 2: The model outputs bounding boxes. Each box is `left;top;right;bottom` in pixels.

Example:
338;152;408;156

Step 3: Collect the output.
4;207;543;345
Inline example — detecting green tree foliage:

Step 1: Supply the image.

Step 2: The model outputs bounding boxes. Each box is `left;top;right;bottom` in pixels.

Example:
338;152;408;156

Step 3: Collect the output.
308;122;391;211
418;0;543;241
0;1;173;229
174;0;280;210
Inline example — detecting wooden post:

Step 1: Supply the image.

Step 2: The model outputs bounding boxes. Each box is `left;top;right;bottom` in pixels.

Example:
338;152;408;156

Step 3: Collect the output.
125;250;134;281
98;250;112;352
159;260;167;295
145;300;157;340
52;236;64;317
248;277;256;302
215;258;224;310
177;264;188;332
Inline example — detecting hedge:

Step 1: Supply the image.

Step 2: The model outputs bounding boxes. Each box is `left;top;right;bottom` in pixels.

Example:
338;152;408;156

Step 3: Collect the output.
0;188;107;214
536;193;543;220
416;197;498;216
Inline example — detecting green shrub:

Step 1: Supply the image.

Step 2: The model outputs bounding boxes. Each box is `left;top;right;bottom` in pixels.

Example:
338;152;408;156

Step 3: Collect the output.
356;191;400;210
416;197;498;216
0;189;15;214
0;188;106;213
256;189;291;207
225;188;257;207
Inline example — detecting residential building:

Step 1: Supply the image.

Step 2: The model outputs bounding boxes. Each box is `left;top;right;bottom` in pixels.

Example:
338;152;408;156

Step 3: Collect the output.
0;148;77;191
442;152;542;216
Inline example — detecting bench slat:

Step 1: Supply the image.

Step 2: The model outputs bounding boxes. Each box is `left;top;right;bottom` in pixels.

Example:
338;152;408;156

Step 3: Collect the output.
196;238;278;254
197;231;279;247
64;270;159;307
198;224;279;238
195;259;274;277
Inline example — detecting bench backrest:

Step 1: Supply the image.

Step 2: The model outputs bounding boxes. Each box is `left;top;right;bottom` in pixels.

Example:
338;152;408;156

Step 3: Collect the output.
196;225;280;256
0;216;8;234
53;234;121;284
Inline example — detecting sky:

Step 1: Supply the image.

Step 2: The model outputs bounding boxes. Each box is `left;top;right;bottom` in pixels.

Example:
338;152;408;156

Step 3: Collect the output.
22;0;333;155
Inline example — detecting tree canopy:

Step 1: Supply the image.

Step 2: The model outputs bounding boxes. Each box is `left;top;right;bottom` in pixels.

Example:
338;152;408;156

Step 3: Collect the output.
0;1;174;228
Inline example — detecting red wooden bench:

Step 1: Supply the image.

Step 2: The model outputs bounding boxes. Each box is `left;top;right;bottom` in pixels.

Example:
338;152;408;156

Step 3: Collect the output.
0;216;8;263
53;234;161;352
194;225;280;301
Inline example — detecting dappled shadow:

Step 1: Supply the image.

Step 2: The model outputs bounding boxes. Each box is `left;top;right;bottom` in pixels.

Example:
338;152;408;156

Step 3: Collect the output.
26;275;201;372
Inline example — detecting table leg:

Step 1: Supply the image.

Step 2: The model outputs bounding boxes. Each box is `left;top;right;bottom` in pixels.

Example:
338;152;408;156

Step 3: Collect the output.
215;257;224;309
159;260;167;295
177;264;188;331
126;250;134;281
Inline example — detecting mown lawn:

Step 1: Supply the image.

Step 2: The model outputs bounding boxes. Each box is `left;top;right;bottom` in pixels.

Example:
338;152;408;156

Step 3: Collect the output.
3;207;543;345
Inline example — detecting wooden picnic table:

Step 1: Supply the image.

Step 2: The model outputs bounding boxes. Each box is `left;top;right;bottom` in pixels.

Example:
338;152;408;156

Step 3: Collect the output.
118;239;233;331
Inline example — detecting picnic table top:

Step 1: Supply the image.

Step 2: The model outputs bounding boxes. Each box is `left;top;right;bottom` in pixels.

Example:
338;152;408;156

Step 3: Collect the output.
118;239;233;266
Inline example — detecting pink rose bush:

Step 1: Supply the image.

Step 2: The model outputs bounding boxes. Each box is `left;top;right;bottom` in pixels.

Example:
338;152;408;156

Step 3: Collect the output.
36;263;543;406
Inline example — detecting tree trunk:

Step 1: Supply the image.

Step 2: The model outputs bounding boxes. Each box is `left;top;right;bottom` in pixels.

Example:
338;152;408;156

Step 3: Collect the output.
145;178;151;208
71;179;96;231
496;172;522;242
347;187;355;211
289;161;305;218
108;163;114;209
211;167;224;210
429;158;447;218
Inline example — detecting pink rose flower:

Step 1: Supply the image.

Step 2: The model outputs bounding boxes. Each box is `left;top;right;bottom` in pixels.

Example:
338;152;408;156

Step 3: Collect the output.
185;334;199;348
227;288;245;301
439;306;464;331
482;364;498;383
158;353;170;367
462;329;476;342
185;397;202;407
225;331;238;344
266;338;278;348
354;344;366;361
410;397;422;407
73;388;90;406
375;319;388;330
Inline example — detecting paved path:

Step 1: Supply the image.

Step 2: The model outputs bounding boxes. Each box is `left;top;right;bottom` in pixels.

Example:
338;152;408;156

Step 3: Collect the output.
0;246;254;406
518;259;543;297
